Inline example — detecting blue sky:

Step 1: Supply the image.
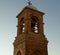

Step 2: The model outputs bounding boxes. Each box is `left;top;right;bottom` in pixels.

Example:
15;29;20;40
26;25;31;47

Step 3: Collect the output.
0;0;60;55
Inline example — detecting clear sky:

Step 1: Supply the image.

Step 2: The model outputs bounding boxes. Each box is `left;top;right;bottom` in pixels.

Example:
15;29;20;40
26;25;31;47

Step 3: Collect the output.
0;0;60;55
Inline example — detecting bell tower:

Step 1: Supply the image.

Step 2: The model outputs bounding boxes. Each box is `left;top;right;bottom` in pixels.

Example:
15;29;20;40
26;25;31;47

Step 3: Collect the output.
13;2;48;55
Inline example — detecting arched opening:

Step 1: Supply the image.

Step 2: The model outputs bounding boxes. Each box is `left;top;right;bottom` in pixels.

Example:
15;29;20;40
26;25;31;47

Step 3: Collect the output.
20;17;25;33
31;16;39;33
17;51;21;55
21;22;25;32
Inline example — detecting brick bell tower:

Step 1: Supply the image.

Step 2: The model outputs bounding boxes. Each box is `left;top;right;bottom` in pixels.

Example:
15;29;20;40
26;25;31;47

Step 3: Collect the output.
13;2;48;55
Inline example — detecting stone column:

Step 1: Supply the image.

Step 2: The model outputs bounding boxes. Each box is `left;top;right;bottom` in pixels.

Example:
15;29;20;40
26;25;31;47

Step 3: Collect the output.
38;16;44;34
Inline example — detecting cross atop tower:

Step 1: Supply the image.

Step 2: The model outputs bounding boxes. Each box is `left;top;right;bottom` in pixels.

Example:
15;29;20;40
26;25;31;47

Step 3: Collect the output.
28;0;32;5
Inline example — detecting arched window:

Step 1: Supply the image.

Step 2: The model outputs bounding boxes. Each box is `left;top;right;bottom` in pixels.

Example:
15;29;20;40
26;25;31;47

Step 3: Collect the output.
31;16;39;33
17;51;21;55
21;22;25;32
20;18;25;33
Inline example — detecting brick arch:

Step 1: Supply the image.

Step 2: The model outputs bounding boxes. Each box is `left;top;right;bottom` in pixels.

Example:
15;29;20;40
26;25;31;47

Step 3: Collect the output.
17;51;21;55
20;17;25;33
31;16;39;33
